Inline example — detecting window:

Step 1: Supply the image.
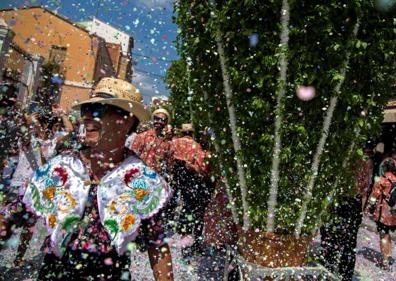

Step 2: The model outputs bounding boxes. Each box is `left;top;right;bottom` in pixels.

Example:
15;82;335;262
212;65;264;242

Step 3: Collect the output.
49;45;67;65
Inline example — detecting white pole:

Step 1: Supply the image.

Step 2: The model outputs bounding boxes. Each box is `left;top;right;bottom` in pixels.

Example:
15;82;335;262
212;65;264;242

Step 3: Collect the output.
208;0;250;229
266;0;291;233
215;35;250;230
294;19;361;237
311;138;358;235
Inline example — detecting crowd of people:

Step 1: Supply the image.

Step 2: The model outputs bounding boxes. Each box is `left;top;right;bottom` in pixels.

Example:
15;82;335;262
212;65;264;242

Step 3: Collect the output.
0;77;395;280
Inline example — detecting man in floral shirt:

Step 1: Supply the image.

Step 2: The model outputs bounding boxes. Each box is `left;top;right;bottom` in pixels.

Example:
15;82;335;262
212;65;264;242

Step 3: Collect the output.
0;78;174;280
131;108;173;177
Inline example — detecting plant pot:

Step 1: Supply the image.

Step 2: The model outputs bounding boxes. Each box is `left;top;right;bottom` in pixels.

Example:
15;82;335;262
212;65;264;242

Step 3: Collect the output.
238;230;312;268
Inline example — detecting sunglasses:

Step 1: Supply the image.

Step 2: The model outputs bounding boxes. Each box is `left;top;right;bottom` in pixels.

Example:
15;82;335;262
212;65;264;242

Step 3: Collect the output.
153;115;168;123
81;103;128;119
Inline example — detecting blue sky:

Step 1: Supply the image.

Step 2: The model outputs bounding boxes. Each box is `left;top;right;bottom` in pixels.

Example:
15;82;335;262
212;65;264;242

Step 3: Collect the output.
0;0;179;103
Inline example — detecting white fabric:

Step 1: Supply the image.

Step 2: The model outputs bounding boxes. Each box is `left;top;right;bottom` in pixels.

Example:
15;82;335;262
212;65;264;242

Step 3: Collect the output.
22;154;172;257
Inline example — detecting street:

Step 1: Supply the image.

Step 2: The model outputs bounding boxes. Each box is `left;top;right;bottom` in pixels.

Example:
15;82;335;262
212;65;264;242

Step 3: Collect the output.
1;216;395;280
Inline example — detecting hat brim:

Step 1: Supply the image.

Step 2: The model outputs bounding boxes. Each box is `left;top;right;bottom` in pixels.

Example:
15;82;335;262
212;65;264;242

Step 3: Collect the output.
72;97;151;123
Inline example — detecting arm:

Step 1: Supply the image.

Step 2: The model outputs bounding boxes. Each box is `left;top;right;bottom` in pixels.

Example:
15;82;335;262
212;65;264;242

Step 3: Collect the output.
52;104;74;133
148;243;174;281
60;114;74;133
188;145;209;175
131;133;144;156
366;179;383;213
0;214;12;243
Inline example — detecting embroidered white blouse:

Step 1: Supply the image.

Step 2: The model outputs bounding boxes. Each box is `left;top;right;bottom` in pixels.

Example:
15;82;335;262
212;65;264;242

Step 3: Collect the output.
22;154;172;257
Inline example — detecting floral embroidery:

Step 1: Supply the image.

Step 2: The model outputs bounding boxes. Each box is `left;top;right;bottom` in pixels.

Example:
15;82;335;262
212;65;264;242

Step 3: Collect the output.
35;163;51;180
131;178;149;190
53;166;68;185
143;166;157;179
24;155;170;257
108;200;117;212
121;214;136;232
57;191;77;212
42;187;56;200
48;214;57;228
124;168;139;186
134;188;150;201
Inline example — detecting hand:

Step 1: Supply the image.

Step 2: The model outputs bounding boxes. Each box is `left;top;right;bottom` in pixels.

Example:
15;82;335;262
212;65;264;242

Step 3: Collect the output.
0;214;11;241
24;112;40;125
365;203;376;215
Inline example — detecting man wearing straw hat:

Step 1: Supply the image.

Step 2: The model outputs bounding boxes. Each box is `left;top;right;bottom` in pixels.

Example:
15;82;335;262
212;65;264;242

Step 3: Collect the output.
0;77;174;280
131;108;173;177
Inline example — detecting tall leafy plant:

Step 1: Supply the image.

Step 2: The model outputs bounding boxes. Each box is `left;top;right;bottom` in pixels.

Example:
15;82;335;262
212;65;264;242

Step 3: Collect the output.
166;0;396;235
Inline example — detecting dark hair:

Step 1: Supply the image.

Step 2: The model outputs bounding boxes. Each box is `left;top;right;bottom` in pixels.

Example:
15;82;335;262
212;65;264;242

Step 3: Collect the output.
46;116;63;131
382;158;396;173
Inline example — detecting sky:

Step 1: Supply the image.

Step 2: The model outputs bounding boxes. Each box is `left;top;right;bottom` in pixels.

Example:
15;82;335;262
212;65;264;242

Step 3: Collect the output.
0;0;179;103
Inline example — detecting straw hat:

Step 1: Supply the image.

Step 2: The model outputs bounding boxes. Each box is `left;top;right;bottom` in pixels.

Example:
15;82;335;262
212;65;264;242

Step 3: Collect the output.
72;77;151;123
181;123;194;133
153;108;171;122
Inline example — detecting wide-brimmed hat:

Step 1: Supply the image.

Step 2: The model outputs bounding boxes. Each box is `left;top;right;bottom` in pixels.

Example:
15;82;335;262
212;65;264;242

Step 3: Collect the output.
72;77;151;123
152;108;171;122
181;123;194;133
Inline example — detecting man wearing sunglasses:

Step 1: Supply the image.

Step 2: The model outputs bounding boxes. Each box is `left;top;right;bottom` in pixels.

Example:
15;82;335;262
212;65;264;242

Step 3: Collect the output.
0;78;174;280
131;108;173;178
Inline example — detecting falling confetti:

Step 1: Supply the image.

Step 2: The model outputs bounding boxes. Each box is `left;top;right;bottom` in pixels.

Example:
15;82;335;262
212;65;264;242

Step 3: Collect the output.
296;85;316;101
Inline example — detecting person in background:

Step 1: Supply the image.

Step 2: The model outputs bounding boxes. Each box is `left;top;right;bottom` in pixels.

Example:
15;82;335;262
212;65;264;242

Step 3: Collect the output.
46;104;75;155
0;77;174;280
0;82;20;171
320;142;374;280
131;108;173;178
171;123;212;256
366;157;396;271
0;111;51;264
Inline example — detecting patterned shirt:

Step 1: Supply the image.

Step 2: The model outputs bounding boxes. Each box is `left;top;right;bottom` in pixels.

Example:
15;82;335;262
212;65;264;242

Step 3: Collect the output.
171;136;209;175
369;172;396;226
131;129;173;175
70;184;113;254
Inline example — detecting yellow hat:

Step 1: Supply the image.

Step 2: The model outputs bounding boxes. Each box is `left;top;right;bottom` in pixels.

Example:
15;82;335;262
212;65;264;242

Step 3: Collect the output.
153;108;171;122
72;77;151;123
181;123;194;132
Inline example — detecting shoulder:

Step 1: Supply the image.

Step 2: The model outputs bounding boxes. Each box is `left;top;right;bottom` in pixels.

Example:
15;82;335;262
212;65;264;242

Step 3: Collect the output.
140;129;155;137
33;154;87;181
386;172;396;182
104;155;163;183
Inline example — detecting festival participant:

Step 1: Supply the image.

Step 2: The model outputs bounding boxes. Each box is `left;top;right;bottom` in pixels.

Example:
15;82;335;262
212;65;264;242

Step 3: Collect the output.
0;82;19;171
320;142;374;280
0;78;174;280
171;123;212;255
131;108;173;177
366;157;396;271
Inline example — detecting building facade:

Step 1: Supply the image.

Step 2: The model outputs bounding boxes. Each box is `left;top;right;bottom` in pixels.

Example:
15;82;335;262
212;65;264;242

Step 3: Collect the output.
0;6;134;110
80;17;133;82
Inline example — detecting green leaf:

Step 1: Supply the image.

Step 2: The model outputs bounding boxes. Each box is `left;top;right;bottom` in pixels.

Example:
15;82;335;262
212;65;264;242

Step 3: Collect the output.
31;184;53;213
104;219;119;236
62;215;80;230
